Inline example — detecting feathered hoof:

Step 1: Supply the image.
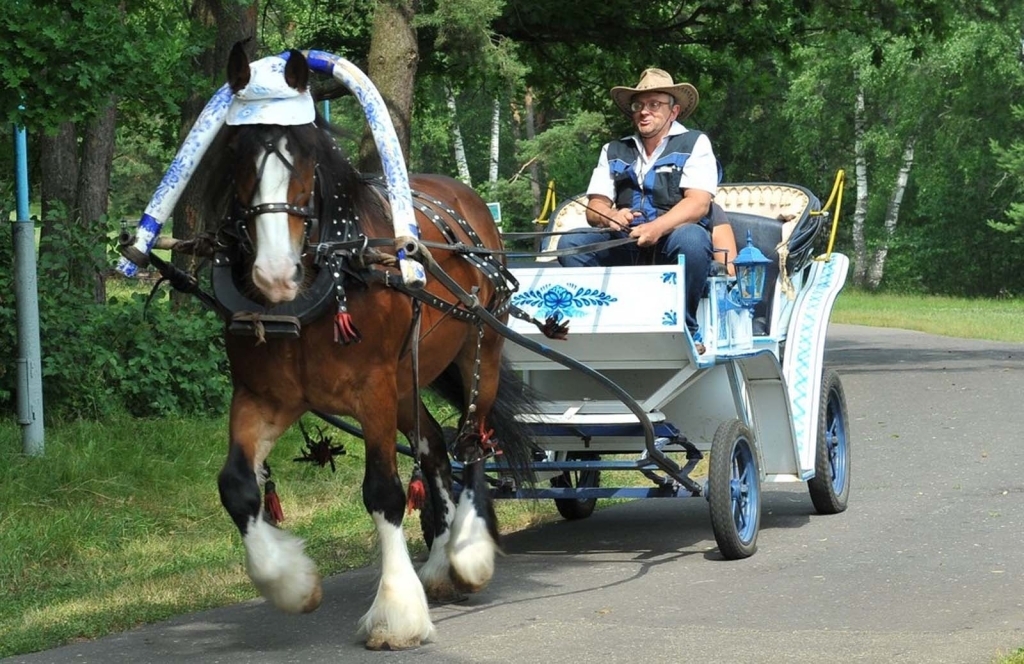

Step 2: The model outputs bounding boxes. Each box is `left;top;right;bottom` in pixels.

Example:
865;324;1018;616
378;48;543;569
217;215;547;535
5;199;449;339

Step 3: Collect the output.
422;578;467;605
364;628;426;651
254;572;323;614
299;582;323;613
449;567;490;595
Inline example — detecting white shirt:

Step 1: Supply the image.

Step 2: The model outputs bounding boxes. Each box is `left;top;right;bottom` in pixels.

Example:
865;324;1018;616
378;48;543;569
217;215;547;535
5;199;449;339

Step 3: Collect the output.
586;122;718;201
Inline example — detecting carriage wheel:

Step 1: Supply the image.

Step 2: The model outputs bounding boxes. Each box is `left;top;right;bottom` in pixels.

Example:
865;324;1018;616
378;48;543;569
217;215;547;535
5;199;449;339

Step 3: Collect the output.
551;452;601;520
808;367;851;515
708;419;761;559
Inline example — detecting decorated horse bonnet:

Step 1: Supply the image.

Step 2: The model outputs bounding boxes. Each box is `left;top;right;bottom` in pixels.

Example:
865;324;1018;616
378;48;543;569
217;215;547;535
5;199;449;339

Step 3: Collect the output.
226;55;315;126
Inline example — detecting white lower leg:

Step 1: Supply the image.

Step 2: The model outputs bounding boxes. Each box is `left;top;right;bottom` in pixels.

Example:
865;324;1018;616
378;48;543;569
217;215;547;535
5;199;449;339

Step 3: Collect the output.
446;488;496;592
243;517;322;613
359;513;435;649
418;477;458;599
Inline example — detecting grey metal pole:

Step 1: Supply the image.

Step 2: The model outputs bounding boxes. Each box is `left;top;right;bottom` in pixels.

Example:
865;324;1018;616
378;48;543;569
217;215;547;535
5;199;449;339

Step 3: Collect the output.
12;124;44;456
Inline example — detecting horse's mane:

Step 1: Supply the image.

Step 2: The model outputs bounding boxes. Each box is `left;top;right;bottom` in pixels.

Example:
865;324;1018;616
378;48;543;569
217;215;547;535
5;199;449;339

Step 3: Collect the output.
194;114;390;240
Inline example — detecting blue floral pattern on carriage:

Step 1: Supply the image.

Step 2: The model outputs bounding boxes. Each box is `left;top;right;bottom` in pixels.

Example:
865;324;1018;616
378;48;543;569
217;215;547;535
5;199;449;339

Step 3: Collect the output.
512;283;618;321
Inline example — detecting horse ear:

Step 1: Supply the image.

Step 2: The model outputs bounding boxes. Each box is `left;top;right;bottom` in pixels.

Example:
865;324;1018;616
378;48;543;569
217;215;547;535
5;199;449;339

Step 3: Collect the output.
227;41;251;93
284;49;309;92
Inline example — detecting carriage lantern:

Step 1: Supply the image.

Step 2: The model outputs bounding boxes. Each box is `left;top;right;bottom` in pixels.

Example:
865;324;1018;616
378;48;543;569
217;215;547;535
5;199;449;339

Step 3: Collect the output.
732;231;773;308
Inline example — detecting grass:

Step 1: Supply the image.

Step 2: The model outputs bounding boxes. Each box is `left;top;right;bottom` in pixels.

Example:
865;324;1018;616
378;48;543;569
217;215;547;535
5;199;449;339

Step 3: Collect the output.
0;414;557;657
2;290;1023;659
832;289;1024;343
999;649;1024;664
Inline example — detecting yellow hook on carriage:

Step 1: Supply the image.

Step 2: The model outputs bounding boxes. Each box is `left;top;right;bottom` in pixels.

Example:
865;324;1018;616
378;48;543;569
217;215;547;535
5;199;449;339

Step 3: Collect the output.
535;180;557;225
811;169;845;261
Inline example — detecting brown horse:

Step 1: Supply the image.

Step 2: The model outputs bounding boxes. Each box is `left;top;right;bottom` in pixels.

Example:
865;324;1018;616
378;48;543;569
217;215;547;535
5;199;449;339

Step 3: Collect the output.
200;46;532;649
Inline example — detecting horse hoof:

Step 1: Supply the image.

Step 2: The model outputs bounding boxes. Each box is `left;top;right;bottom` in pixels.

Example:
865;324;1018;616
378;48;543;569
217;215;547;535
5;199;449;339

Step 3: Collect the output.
365;631;422;651
301;582;323;613
424;583;468;605
449;569;488;595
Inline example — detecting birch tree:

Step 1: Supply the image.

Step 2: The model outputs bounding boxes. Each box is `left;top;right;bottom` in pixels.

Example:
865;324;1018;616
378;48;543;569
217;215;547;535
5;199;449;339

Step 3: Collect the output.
850;76;869;285
867;137;915;288
488;97;500;184
445;82;472;185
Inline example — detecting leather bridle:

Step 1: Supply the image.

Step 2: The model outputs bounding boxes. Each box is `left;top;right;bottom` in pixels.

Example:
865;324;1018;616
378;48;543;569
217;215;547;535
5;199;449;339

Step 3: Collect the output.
234;129;318;252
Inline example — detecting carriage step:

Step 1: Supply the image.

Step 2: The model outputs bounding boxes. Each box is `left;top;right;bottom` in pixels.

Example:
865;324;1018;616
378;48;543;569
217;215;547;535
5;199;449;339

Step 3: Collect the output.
494;486;696;500
454;459;653;474
486;459;657;472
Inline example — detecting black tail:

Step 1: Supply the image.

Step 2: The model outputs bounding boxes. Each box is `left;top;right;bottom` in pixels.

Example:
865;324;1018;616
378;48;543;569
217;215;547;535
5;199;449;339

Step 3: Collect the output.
429;356;539;485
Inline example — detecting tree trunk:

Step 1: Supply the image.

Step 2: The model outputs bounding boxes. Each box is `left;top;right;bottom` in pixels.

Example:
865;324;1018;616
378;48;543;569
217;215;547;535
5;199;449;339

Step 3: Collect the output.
488;98;500;185
359;0;419;172
39;121;79;254
170;0;256;305
446;82;472;186
37;99;117;302
851;76;869;287
77;97;119;303
524;88;542;219
866;136;916;290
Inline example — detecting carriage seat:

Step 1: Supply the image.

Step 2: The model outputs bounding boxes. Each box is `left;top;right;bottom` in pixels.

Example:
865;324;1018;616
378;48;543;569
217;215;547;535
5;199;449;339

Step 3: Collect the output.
717;183;823;333
538;193;589;259
717;183;822;272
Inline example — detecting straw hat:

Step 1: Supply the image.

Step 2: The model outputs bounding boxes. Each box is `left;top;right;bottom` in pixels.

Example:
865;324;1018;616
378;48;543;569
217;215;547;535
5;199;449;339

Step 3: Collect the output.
610;68;699;119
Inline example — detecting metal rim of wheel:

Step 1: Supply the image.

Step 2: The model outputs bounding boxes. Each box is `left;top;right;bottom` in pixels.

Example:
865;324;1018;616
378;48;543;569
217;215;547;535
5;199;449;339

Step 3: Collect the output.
808;367;851;514
825;383;849;495
708;419;761;559
552;452;600;520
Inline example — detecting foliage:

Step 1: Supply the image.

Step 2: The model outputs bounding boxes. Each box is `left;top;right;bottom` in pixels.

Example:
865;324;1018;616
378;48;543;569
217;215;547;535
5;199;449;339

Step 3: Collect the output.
514;111;608;196
989;104;1024;240
0;0;194;132
0;224;230;421
109;111;182;220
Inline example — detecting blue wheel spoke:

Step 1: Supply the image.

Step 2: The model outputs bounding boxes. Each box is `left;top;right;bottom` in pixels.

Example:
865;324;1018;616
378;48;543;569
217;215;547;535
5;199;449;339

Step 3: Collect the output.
728;441;757;541
825;392;847;490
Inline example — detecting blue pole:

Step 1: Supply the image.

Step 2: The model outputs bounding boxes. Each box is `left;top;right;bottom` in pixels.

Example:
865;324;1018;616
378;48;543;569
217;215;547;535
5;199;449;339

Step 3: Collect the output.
11;124;45;456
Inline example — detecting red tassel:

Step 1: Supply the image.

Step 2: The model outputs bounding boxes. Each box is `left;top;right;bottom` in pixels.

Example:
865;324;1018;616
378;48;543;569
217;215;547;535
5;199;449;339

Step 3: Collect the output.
406;471;426;514
264;480;285;524
479;426;502;456
333;311;361;344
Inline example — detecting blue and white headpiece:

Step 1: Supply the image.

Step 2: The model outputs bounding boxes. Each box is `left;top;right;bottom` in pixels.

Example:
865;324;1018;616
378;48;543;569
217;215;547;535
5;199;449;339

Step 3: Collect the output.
226;55;315;126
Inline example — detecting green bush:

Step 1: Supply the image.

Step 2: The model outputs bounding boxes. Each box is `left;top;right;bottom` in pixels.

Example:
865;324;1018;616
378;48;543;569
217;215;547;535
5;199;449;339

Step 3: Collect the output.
0;220;230;421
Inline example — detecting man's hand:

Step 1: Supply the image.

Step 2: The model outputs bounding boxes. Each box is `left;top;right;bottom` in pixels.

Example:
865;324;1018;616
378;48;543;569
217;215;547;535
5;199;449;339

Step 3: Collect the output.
630;220;665;247
587;196;640;230
609;208;640;232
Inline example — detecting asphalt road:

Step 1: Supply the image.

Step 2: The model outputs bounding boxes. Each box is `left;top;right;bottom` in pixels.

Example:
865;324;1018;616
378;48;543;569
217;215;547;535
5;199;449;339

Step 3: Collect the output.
7;324;1024;664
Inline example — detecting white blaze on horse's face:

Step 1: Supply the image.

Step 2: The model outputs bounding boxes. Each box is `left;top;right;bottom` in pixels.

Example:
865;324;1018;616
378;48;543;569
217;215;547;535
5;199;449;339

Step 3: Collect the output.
251;137;303;304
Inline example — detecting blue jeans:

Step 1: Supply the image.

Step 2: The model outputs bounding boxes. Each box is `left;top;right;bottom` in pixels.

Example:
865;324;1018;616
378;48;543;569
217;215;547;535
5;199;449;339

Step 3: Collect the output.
556;224;712;335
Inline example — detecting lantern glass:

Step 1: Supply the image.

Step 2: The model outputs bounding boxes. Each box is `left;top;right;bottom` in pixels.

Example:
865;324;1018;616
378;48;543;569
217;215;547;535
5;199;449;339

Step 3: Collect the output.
736;263;767;306
732;231;773;309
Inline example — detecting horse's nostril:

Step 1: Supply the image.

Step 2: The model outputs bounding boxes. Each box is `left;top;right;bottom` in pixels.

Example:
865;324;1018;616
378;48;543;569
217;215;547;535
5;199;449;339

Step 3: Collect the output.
293;264;304;284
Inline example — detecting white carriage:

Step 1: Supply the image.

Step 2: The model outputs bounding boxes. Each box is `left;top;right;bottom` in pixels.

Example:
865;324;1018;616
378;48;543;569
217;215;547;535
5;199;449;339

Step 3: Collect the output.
495;178;851;559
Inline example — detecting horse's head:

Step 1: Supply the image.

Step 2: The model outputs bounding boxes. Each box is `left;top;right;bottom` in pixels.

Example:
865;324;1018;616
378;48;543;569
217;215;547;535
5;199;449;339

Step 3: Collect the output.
226;45;317;304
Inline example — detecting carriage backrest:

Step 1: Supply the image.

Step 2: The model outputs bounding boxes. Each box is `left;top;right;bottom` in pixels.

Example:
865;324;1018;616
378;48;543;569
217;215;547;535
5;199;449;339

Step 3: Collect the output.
716;183;822;270
538;193;589;258
717;183;822;331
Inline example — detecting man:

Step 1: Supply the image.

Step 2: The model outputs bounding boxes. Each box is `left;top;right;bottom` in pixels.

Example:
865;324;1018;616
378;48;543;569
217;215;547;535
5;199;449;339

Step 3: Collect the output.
558;68;718;346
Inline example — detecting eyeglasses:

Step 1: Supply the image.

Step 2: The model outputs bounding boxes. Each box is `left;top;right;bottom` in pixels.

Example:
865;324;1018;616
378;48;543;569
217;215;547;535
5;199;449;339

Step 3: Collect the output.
629;99;673;113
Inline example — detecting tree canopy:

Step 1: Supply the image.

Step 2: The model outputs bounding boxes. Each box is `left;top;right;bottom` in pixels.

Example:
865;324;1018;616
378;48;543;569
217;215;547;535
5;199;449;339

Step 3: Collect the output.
3;0;1024;295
